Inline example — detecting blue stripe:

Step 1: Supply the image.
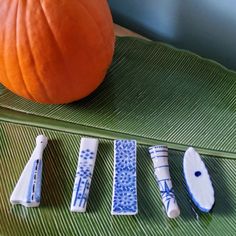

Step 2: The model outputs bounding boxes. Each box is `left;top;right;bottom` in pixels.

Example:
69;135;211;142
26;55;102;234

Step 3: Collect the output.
158;178;171;182
73;177;82;206
149;145;167;149
83;181;90;208
26;160;37;203
151;155;168;159
149;149;168;153
35;160;42;202
79;179;89;207
155;165;169;169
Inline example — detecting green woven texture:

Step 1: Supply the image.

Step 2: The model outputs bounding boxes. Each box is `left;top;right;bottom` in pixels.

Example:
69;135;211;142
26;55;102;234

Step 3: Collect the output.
1;122;236;236
1;37;236;235
0;37;236;158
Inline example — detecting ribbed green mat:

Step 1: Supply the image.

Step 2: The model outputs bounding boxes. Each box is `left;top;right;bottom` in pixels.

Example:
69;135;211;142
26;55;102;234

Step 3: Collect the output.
1;122;236;236
0;37;236;158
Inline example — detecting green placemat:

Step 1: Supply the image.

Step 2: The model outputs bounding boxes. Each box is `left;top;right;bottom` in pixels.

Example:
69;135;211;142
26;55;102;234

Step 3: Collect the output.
1;122;236;236
0;37;236;158
1;36;236;235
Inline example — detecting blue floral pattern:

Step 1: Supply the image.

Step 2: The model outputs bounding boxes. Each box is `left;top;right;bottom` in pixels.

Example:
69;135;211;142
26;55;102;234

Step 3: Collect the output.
112;140;137;214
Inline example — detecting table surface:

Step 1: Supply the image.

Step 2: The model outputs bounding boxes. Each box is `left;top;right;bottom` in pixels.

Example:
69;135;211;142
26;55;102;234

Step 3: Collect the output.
114;23;148;40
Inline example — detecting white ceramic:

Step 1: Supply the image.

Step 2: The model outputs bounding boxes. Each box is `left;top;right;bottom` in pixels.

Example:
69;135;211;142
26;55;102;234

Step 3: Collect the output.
111;140;138;215
183;147;215;212
149;145;180;218
10;135;48;207
70;138;99;212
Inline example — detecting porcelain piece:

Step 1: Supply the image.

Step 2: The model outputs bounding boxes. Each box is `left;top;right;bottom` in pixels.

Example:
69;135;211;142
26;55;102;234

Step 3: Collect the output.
183;147;215;212
111;140;138;215
70;137;99;212
10;135;48;207
149;145;180;218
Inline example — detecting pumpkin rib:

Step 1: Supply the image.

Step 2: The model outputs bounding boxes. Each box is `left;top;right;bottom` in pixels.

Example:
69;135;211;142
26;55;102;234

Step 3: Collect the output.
39;0;106;100
23;0;52;103
75;1;114;82
15;0;35;101
38;0;72;80
78;1;107;55
1;24;13;90
1;0;114;104
41;0;107;71
1;1;14;90
78;1;115;70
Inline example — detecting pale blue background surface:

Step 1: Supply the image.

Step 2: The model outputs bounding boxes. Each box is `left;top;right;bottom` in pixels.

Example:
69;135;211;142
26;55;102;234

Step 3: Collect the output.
109;0;236;70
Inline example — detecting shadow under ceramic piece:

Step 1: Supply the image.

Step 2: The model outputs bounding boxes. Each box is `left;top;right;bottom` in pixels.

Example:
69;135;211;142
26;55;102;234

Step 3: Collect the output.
111;140;138;215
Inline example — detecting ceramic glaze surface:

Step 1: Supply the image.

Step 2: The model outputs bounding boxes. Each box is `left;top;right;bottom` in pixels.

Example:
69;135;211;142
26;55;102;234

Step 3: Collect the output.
70;138;98;212
112;140;138;215
183;147;215;212
10;135;48;207
149;145;180;218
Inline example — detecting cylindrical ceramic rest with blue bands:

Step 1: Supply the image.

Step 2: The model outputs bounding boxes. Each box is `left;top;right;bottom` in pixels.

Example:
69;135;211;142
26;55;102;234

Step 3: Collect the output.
149;145;180;218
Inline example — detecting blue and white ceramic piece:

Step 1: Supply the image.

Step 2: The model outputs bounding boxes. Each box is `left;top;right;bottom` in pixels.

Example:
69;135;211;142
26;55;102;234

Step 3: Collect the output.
149;145;180;218
183;147;215;212
111;140;138;215
10;135;48;207
70;137;99;212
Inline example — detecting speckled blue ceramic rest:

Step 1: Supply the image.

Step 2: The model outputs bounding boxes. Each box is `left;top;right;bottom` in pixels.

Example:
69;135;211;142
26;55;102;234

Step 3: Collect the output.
111;140;138;215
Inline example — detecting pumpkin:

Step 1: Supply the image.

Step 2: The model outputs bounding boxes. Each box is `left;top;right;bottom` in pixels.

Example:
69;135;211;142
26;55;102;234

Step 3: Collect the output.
0;0;115;104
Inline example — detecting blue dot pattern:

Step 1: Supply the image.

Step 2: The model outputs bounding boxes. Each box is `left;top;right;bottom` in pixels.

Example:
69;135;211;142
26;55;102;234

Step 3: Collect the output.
112;140;138;215
72;149;95;209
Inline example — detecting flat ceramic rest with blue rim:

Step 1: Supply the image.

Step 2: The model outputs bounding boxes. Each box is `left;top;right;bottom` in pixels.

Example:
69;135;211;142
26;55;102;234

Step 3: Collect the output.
183;147;215;213
1;121;236;235
0;36;236;159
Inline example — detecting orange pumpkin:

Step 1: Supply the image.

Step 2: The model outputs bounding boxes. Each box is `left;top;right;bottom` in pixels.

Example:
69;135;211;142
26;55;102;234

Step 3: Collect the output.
0;0;115;104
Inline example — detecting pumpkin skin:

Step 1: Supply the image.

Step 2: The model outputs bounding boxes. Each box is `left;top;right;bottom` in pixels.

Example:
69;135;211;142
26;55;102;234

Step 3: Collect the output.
0;0;115;104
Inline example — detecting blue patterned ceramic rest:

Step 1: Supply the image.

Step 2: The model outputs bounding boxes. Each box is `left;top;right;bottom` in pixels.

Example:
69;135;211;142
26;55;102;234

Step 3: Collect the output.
111;140;138;215
10;135;48;207
183;147;215;212
70;138;99;212
149;145;180;218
